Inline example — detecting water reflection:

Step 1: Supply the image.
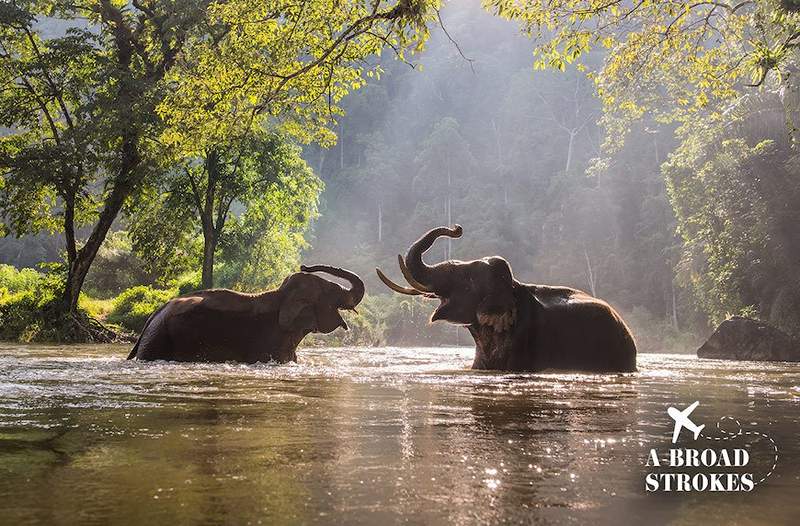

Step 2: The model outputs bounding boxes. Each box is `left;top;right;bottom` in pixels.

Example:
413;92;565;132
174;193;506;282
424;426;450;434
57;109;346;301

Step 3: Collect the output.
0;345;798;525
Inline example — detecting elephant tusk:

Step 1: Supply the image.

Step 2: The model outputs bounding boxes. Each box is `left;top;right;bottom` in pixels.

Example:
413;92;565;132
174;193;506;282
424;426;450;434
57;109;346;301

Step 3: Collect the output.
376;268;425;296
398;255;434;293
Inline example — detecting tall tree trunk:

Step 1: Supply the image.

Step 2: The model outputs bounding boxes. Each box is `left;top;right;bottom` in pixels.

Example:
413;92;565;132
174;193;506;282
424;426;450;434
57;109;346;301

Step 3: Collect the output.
62;138;138;313
200;149;220;289
63;187;128;311
671;281;679;330
63;192;77;267
201;232;216;289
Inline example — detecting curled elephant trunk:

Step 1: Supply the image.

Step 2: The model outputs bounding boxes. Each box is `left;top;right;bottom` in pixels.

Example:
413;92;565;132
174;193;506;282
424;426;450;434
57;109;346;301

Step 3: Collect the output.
300;264;364;310
404;224;462;292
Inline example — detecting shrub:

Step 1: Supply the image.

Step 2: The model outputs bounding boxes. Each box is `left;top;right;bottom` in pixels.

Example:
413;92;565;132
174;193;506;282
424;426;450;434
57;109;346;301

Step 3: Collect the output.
79;295;115;320
168;271;202;296
0;264;43;293
0;270;108;342
0;266;54;341
83;231;157;298
0;265;128;342
107;285;176;332
0;288;55;342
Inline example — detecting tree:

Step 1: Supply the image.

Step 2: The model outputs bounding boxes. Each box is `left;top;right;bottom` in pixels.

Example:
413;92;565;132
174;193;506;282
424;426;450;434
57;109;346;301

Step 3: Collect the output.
0;2;104;312
0;0;209;326
129;133;321;290
0;0;435;338
663;93;800;335
486;0;800;144
487;0;800;336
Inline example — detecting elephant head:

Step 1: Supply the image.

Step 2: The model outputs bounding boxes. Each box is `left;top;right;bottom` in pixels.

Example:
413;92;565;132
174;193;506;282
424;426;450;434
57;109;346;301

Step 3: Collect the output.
278;264;365;334
376;225;517;332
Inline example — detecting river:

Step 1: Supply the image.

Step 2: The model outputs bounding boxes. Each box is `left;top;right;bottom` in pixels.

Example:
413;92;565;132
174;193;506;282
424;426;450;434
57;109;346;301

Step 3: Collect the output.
0;345;798;525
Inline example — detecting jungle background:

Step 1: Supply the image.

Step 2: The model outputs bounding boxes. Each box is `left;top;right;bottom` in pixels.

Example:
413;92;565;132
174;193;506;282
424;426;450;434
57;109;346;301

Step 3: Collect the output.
1;0;799;352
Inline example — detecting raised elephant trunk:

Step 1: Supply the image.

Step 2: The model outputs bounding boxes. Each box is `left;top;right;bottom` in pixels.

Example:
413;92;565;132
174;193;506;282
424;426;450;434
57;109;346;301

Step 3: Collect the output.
404;225;463;291
300;265;364;309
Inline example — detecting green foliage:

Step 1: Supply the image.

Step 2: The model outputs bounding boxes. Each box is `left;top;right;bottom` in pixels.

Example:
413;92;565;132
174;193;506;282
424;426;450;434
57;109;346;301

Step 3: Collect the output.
663;93;800;335
0;288;56;342
84;231;156;298
486;0;800;146
0;264;42;294
218;139;323;291
0;267;101;342
160;0;439;155
0;8;102;237
169;272;203;296
78;295;114;321
107;286;176;333
124;187;201;283
128;133;323;291
0;0;436;328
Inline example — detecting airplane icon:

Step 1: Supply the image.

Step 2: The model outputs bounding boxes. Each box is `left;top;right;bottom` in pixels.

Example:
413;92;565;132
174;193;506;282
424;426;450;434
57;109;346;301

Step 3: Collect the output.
667;401;705;443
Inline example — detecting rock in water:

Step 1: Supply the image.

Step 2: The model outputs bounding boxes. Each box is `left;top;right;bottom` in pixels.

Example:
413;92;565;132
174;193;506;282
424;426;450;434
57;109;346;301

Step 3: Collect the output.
697;316;800;361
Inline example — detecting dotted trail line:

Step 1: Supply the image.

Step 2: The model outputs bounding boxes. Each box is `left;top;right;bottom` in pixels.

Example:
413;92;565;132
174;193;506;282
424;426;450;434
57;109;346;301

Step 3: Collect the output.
700;416;778;485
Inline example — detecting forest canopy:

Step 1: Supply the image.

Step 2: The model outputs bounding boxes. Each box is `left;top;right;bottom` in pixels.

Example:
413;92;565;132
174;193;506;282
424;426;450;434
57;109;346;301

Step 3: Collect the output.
0;0;798;346
0;0;435;340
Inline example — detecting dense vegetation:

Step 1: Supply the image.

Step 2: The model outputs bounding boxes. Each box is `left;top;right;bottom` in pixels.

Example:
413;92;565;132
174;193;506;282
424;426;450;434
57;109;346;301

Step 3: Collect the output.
0;0;432;341
1;0;798;349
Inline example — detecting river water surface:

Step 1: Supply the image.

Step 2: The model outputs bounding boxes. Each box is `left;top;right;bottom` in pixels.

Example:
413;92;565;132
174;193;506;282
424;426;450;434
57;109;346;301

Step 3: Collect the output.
0;345;799;525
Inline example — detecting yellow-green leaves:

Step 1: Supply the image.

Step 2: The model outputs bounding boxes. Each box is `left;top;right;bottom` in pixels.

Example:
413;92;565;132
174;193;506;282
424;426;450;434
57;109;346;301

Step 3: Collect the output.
159;0;437;158
489;0;800;150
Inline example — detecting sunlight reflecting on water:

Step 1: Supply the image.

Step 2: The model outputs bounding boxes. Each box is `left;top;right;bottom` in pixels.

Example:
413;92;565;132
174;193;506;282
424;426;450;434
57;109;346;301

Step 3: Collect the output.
0;344;799;525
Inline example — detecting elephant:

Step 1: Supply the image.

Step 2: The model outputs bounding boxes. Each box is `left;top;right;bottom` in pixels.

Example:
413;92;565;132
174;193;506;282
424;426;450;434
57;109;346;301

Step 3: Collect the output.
126;265;364;363
376;225;637;372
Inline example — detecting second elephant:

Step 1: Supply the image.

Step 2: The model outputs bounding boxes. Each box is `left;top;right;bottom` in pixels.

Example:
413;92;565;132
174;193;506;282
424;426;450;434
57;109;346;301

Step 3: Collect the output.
127;265;364;363
377;225;637;372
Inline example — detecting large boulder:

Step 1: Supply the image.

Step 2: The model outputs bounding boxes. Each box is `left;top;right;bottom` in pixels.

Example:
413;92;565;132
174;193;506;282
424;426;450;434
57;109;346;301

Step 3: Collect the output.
697;316;800;362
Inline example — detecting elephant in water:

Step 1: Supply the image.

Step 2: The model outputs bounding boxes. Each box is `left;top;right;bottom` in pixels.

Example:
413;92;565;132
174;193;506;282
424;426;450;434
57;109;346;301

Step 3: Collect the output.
377;225;636;372
127;265;364;363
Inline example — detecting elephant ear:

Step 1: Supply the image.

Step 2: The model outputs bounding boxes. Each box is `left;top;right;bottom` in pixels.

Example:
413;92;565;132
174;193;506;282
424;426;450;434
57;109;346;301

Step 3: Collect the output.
476;257;517;332
279;290;317;332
